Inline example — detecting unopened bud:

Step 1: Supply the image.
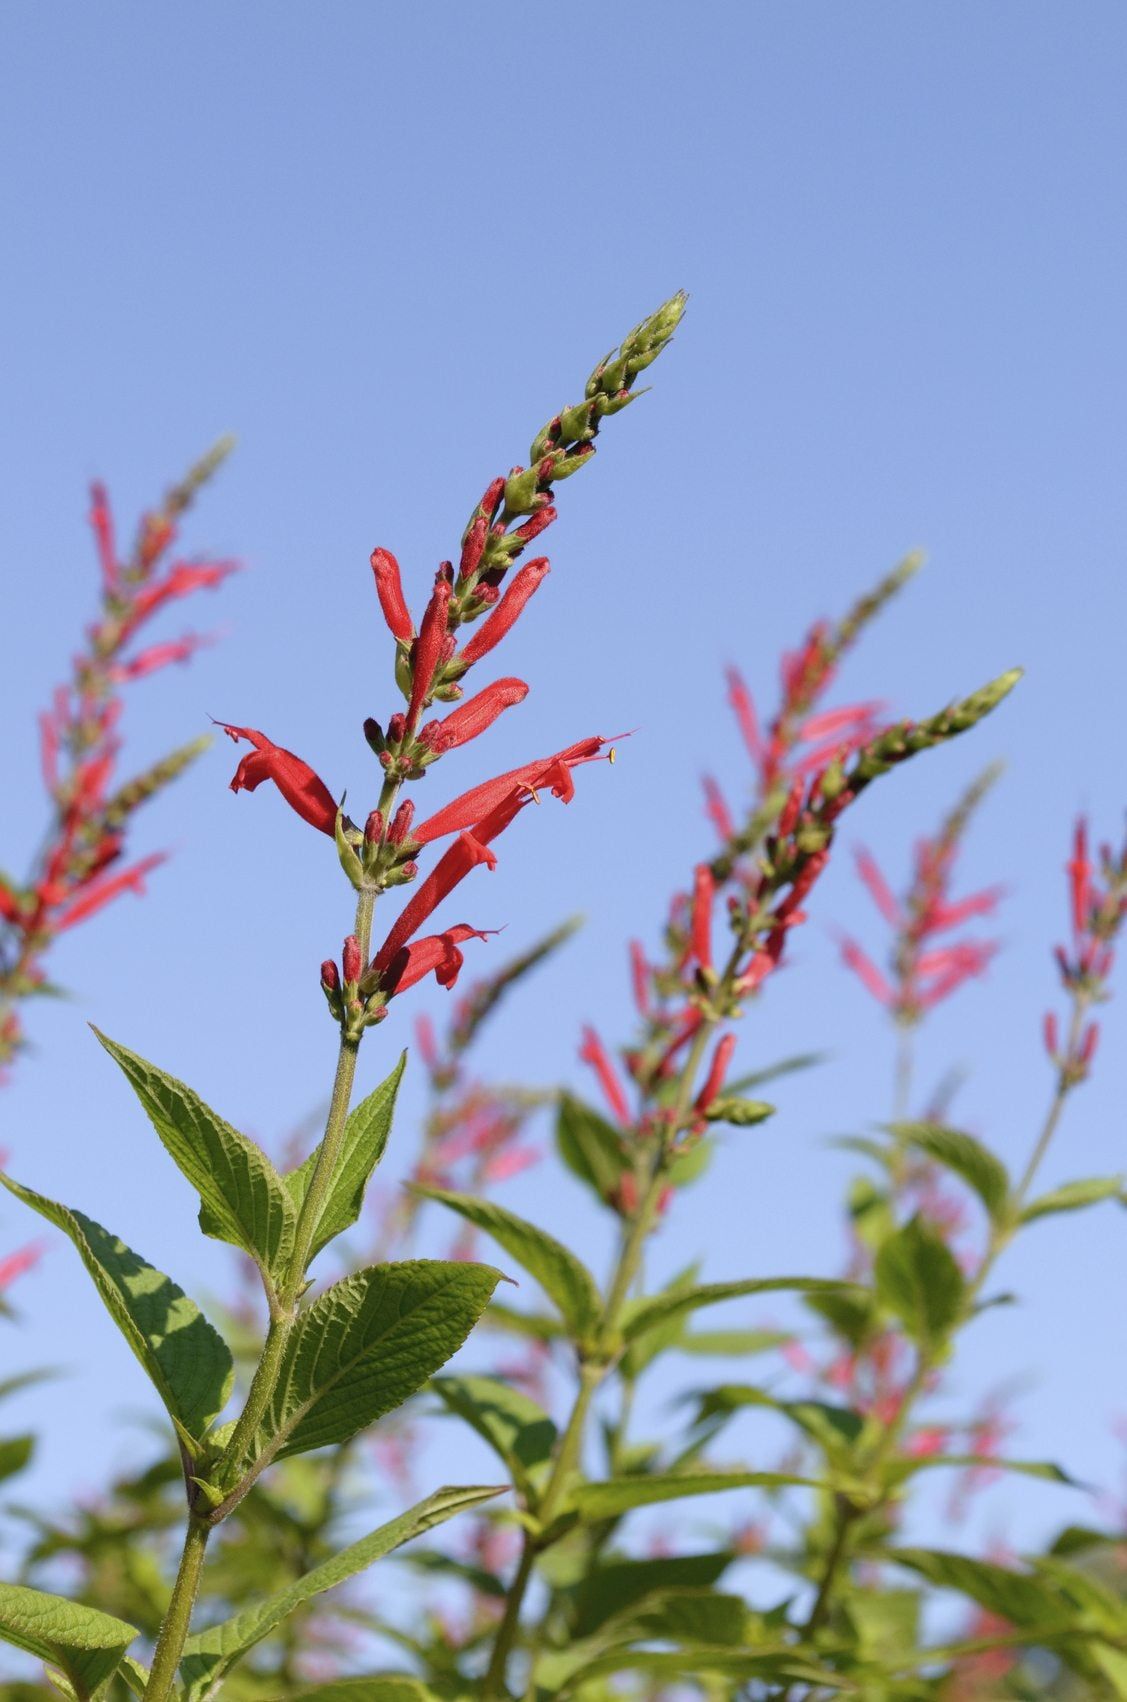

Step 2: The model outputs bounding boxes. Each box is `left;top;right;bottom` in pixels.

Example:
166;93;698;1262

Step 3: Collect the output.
364;810;383;844
363;717;385;754
320;959;340;993
387;712;406;745
389;799;415;844
343;935;362;984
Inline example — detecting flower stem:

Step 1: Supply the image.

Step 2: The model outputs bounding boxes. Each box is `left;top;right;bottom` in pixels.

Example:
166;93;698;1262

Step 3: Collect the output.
144;1519;209;1702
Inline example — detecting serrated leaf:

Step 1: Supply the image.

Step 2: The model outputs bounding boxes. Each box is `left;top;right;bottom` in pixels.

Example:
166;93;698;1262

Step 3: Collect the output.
555;1095;625;1202
95;1031;296;1291
0;1583;138;1701
285;1055;405;1264
432;1374;557;1503
571;1470;817;1521
250;1261;502;1467
180;1484;499;1696
411;1187;601;1339
889;1122;1011;1220
1020;1175;1124;1225
620;1277;855;1345
0;1433;34;1482
0;1174;232;1443
874;1216;965;1343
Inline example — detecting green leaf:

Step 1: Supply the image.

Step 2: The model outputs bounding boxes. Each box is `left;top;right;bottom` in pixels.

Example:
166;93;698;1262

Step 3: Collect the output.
885;1453;1079;1489
0;1432;34;1483
620;1277;856;1345
678;1328;792;1358
555;1095;625;1202
874;1216;965;1343
726;1052;827;1093
599;1586;750;1647
889;1122;1011;1221
688;1386;864;1461
0;1583;138;1701
285;1055;405;1263
553;1645;847;1692
431;1374;557;1503
0;1173;232;1442
1019;1175;1124;1225
411;1187;601;1340
566;1552;735;1638
571;1470;816;1521
95;1031;296;1291
887;1546;1078;1630
249;1261;503;1467
180;1484;499;1697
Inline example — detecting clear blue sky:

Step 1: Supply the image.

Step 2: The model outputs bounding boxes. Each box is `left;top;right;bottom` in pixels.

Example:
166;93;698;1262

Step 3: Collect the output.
2;0;1125;1625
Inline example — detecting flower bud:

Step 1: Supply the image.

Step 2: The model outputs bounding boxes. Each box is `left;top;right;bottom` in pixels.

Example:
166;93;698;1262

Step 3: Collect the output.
364;810;383;844
389;799;415;844
343;935;362;984
320;959;340;993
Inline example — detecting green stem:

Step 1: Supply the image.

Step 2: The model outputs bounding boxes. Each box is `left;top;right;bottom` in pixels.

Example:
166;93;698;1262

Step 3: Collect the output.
144;1519;209;1702
773;990;1091;1696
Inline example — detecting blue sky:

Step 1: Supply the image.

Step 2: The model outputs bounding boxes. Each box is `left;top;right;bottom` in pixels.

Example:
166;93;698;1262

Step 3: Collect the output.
1;0;1125;1630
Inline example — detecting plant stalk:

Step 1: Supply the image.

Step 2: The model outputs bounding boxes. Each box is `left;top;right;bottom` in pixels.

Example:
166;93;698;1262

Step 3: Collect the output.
144;1519;210;1702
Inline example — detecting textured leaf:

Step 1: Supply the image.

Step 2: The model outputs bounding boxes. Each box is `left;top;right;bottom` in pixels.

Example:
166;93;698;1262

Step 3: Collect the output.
689;1385;864;1459
554;1645;848;1692
251;1261;502;1466
890;1122;1011;1220
285;1055;405;1263
572;1470;816;1521
0;1582;138;1701
874;1216;965;1342
180;1485;499;1696
411;1187;601;1339
0;1174;232;1443
95;1031;296;1289
601;1586;750;1647
1020;1175;1124;1225
555;1095;625;1201
621;1277;854;1344
432;1374;557;1502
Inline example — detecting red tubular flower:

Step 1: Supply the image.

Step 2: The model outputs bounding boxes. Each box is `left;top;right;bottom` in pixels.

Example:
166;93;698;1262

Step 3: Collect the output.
726;666;763;765
514;504;556;545
370;548;414;644
413;736;614;846
373;788;528;976
125;561;240;631
798;701;884;744
112;633;215;681
702;774;734;842
579;1025;632;1125
221;724;338;836
1068;819;1092;939
420;678;529;753
408;574;452;731
460;559;550;666
0;1242;45;1290
378;924;493;996
629;940;652;1018
54;852;167;930
838;935;894;1006
854;847;901;927
690;864;715;971
89;482;117;590
459;515;489;581
695;1031;736;1113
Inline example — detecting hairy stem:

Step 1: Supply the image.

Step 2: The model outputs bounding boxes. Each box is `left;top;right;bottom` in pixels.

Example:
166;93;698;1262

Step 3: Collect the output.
144;1519;210;1702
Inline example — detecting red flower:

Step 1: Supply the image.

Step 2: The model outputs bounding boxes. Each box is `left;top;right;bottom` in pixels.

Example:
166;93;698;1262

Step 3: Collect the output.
695;1031;736;1113
377;923;493;996
412;736;615;846
370;547;414;644
1068;818;1092;939
579;1025;632;1125
420;678;529;753
407;573;452;731
54;853;167;931
702;774;734;842
459;558;550;666
689;864;715;971
221;724;338;836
